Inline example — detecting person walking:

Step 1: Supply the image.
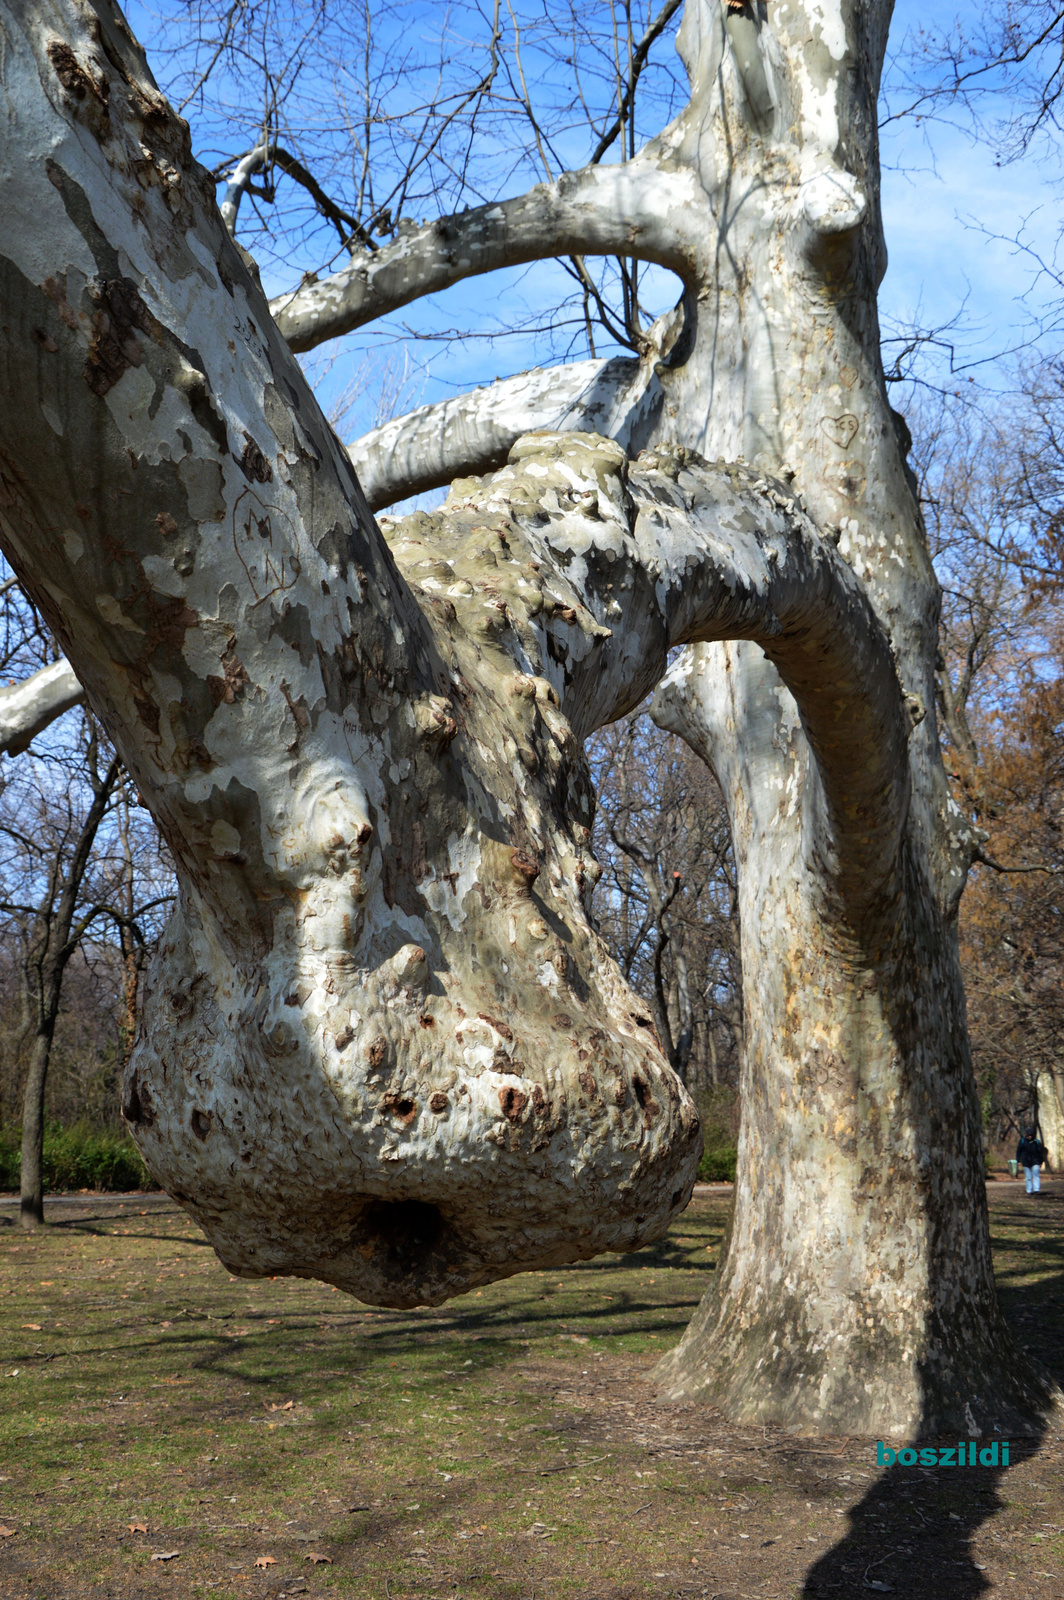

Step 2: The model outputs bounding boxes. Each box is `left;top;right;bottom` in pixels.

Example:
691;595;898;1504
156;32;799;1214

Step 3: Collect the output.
1016;1129;1048;1195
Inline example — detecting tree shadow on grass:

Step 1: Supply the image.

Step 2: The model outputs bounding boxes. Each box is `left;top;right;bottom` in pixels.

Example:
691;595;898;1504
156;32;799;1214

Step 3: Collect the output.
803;1183;1063;1599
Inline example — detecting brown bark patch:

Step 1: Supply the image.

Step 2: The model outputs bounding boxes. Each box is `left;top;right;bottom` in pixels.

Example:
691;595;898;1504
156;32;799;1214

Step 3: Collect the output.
84;279;152;398
366;1038;387;1069
499;1086;528;1122
477;1013;513;1041
206;645;250;707
47;40;109;121
632;1074;658;1124
429;1091;449;1113
239;434;274;484
380;1091;417;1126
510;848;540;888
279;680;310;735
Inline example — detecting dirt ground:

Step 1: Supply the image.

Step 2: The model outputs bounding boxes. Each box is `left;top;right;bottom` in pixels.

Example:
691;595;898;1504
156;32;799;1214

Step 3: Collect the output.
0;1179;1061;1600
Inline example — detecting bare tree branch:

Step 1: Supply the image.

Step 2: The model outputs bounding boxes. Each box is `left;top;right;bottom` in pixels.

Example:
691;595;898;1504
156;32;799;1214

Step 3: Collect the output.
347;353;655;510
0;660;84;759
590;0;685;163
270;156;699;352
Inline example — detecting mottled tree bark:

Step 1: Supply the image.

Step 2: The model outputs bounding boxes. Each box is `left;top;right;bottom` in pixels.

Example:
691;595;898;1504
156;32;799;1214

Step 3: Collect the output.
322;0;1051;1431
0;0;1051;1431
347;356;650;512
633;0;1056;1436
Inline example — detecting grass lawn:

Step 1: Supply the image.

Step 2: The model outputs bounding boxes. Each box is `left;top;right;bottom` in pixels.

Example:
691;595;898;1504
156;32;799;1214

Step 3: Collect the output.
0;1180;1062;1600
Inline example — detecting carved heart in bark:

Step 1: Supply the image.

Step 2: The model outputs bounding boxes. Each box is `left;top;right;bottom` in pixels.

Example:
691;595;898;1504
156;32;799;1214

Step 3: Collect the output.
819;413;860;451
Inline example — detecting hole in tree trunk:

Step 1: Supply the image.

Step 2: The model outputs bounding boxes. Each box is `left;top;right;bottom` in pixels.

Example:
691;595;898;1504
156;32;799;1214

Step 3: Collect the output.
358;1199;445;1276
122;1072;154;1127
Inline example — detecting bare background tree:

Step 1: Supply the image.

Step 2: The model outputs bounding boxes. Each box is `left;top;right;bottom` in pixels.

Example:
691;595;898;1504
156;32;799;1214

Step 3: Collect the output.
0;697;174;1225
905;362;1064;1161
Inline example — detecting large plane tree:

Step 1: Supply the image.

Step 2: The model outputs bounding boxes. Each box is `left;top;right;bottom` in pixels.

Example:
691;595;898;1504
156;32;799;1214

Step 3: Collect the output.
0;0;1053;1435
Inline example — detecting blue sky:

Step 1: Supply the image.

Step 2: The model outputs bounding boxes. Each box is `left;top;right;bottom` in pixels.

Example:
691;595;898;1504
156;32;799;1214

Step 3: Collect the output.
125;0;1061;425
879;0;1061;384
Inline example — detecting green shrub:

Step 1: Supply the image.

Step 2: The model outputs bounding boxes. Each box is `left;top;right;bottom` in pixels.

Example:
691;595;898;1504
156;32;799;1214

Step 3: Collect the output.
698;1143;737;1183
0;1131;17;1191
0;1122;153;1192
690;1082;739;1183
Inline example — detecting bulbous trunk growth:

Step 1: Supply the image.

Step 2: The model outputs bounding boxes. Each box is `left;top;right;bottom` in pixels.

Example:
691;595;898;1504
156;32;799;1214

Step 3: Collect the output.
0;1;705;1303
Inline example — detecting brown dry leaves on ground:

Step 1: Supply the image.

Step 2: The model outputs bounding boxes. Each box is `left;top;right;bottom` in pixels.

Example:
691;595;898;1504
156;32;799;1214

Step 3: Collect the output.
0;1183;1061;1600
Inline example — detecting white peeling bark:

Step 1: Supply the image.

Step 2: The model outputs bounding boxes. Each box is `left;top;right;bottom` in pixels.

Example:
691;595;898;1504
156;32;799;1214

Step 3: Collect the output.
347;305;687;512
270;157;700;353
0;658;84;756
348;358;647;512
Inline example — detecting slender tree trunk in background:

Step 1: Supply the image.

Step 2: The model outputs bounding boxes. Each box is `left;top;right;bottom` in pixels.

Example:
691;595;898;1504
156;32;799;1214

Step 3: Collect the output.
20;1024;56;1229
116;791;140;1065
12;740;121;1229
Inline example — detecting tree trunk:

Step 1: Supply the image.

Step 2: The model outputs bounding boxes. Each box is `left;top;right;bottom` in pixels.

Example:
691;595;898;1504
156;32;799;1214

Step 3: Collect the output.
270;0;1056;1427
0;0;905;1312
1036;1070;1064;1173
652;647;1050;1433
20;1027;55;1230
640;0;1053;1432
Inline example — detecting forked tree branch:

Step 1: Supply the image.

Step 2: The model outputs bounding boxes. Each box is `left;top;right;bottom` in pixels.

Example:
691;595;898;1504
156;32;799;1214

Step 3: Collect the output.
220;141;377;252
590;0;686;163
401;434;910;919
